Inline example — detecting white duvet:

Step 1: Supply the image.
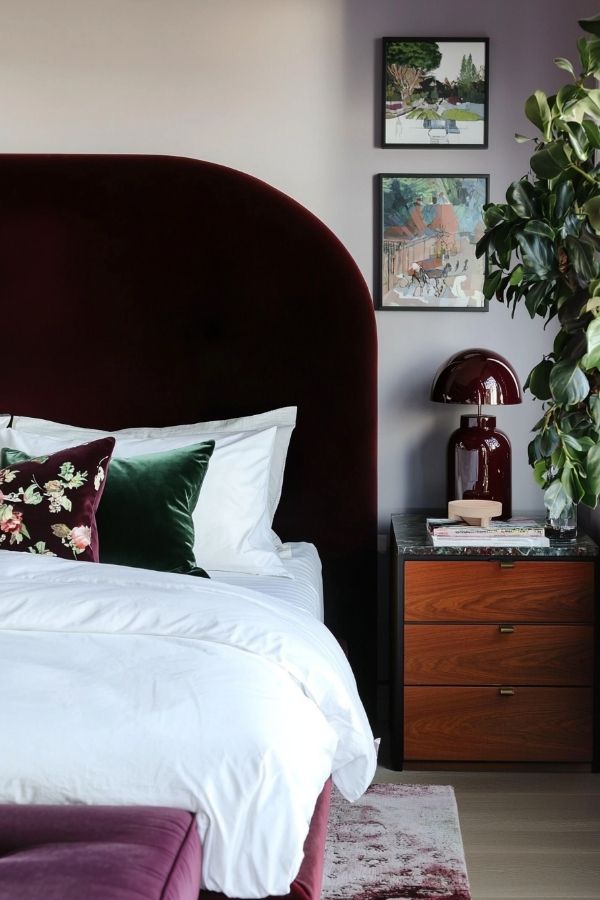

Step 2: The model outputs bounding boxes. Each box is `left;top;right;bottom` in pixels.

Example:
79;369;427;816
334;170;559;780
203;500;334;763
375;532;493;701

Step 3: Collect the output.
0;551;377;897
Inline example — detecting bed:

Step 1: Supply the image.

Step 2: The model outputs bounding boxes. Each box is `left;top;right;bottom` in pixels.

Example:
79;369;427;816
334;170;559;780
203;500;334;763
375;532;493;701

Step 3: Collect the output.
0;153;378;899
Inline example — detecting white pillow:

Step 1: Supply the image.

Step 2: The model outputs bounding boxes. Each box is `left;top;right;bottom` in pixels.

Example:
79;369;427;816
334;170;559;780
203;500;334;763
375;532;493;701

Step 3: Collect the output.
12;408;297;527
0;416;10;427
0;426;289;577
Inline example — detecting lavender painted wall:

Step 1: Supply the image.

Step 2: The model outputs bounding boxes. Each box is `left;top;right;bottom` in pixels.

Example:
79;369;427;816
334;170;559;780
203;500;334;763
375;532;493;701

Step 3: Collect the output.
0;0;596;528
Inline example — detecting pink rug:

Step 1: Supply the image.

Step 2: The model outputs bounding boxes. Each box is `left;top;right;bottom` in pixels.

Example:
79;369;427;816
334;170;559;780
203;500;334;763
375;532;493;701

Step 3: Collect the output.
322;783;471;900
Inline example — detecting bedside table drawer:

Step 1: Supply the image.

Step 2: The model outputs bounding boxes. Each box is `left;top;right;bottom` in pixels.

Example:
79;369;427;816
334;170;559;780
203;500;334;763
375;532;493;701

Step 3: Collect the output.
404;560;594;622
404;686;593;762
404;624;594;685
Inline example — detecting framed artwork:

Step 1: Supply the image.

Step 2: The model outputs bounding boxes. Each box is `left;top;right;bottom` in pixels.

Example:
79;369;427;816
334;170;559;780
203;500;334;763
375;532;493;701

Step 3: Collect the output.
382;37;489;148
377;174;489;311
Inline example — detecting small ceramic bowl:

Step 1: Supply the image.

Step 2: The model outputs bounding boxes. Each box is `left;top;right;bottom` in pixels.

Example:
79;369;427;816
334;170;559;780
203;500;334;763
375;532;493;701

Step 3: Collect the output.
448;499;503;526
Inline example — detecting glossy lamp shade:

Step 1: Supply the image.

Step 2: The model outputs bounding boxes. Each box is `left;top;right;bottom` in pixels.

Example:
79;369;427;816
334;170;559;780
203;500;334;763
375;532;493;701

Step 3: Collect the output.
430;348;522;518
430;348;523;407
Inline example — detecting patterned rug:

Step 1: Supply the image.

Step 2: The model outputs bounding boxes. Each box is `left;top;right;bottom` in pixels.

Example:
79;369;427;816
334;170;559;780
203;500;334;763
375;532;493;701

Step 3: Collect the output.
322;783;471;900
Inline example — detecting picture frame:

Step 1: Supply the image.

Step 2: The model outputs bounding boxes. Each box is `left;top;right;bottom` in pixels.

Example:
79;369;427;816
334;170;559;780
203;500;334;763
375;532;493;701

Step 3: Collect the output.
382;37;489;148
377;173;489;311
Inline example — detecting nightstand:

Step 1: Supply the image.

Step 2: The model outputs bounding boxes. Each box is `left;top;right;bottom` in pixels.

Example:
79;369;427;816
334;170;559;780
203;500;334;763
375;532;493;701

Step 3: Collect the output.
390;512;599;771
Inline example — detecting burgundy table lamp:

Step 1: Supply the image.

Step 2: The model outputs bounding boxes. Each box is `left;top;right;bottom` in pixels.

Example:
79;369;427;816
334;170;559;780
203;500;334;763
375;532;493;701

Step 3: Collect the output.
430;348;523;518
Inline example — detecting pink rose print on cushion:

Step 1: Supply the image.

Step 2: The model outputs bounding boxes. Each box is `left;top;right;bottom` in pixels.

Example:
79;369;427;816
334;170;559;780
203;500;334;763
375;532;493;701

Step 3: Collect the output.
70;525;92;552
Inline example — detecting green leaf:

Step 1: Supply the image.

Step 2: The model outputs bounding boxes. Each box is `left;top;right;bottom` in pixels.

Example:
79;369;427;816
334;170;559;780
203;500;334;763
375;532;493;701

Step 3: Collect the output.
554;56;576;77
583;196;600;234
582;317;600;370
578;436;597;451
515;133;534;143
482;204;508;229
560;328;588;361
586;317;600;354
562;460;586;502
530;141;571;179
556;83;584;114
527;358;553;399
582;119;600;150
540;424;560;455
543;479;570;517
524;281;550;318
523;220;555;240
562;433;583;451
525;90;552;138
578;36;592;72
579;90;600;118
579;14;600;38
506;179;539;218
585;37;600;77
483;269;503;300
549;359;590;405
475;229;493;259
556;120;589;161
554;180;576;221
586;442;600;498
509;264;524;285
590;394;600;427
533;459;547;486
557;288;589;328
515;231;555;277
565;235;598;283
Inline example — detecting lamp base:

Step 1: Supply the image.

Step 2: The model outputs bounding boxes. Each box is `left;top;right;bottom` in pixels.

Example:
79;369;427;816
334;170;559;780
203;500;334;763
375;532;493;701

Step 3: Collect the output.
447;415;512;519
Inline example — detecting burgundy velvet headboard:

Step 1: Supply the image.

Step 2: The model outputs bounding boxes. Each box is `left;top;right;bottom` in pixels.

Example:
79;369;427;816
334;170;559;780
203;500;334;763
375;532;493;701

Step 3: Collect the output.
0;154;377;718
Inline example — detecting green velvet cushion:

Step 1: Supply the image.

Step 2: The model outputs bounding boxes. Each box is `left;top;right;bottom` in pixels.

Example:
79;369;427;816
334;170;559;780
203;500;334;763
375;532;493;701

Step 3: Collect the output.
1;442;214;576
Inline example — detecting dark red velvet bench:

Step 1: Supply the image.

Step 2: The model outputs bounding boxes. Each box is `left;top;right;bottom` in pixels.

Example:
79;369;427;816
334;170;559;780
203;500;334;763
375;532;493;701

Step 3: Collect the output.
0;781;330;900
0;805;201;900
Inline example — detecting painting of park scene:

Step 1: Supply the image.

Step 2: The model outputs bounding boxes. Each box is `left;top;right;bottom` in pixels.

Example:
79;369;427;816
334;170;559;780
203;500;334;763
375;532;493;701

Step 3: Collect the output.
378;174;488;310
383;38;488;147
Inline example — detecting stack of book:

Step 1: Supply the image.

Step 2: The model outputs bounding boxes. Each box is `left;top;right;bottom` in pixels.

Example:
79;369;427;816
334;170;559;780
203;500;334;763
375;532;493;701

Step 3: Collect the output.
426;517;550;548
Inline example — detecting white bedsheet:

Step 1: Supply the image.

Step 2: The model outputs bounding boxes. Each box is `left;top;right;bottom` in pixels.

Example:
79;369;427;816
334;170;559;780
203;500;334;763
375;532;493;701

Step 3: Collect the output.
0;551;376;898
209;541;324;620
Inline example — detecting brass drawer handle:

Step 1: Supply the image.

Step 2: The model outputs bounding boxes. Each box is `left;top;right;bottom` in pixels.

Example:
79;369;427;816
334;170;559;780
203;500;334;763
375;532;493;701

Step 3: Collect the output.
499;625;515;634
499;688;515;696
499;561;515;569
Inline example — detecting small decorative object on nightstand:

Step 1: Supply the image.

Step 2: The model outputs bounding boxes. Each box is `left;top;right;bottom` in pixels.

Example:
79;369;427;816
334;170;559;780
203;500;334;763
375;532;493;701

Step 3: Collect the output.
389;512;599;771
448;499;502;526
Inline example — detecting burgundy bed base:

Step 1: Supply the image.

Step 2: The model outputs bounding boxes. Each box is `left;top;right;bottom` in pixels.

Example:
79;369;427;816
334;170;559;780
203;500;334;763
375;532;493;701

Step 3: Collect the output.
0;153;375;897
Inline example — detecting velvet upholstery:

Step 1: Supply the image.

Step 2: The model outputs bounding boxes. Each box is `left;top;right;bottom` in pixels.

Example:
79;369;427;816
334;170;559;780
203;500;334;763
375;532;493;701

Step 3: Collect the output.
95;442;214;573
3;442;214;574
0;154;377;715
0;437;114;562
0;805;201;900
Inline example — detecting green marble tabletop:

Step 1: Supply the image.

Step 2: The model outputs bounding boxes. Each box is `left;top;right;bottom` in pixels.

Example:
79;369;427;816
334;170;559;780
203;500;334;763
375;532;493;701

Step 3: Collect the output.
391;511;599;558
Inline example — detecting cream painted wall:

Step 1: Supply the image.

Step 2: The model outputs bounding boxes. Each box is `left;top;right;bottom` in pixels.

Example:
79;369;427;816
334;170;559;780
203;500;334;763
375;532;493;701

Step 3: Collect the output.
1;0;596;527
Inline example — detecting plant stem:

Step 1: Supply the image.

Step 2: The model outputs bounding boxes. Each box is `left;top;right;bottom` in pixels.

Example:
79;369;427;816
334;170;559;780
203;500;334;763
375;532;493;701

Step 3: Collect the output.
569;162;599;185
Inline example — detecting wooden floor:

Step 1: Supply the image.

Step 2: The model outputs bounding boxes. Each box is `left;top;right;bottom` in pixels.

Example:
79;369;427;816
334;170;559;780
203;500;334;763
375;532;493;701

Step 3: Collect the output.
375;766;600;899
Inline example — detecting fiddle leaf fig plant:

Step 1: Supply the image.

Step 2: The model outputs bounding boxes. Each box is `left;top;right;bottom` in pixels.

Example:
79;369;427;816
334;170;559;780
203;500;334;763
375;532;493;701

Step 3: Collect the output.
475;14;600;520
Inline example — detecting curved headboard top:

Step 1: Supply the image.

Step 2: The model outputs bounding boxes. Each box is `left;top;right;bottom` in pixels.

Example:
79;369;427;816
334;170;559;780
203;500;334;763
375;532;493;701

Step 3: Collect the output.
0;154;377;714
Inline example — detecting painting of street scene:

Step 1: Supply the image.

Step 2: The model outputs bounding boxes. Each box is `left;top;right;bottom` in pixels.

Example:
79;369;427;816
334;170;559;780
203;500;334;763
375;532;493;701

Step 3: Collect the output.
383;38;488;147
378;174;488;310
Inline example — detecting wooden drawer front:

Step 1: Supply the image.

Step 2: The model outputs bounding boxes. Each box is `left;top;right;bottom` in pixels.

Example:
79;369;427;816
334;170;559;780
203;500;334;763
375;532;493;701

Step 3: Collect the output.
404;686;593;762
404;624;594;686
404;560;594;623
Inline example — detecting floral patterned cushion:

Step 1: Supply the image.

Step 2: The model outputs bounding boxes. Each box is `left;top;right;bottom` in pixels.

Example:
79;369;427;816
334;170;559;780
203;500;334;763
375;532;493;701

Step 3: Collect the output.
0;437;115;562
